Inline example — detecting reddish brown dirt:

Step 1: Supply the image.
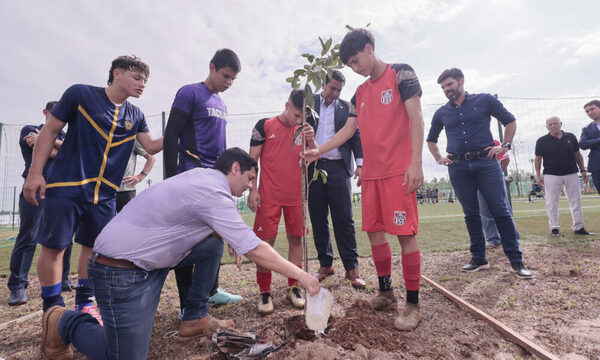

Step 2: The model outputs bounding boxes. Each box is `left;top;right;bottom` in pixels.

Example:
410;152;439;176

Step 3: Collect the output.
1;241;599;359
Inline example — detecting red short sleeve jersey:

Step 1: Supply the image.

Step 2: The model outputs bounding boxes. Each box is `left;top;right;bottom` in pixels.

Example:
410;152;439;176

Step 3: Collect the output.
350;64;422;180
250;116;303;205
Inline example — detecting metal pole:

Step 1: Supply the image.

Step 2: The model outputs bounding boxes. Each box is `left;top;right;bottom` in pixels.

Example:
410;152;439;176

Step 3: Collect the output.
12;186;16;230
161;111;166;180
495;94;512;210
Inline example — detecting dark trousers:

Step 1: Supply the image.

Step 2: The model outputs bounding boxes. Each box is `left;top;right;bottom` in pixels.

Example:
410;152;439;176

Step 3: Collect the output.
116;190;136;213
592;171;600;195
448;157;522;263
8;192;72;292
308;160;359;271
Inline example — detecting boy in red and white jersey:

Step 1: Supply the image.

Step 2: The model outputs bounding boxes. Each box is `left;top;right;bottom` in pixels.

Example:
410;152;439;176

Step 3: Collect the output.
304;28;425;330
248;89;315;315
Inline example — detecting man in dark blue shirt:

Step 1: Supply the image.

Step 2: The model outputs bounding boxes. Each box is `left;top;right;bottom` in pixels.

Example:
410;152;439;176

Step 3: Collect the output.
8;101;73;306
427;68;532;279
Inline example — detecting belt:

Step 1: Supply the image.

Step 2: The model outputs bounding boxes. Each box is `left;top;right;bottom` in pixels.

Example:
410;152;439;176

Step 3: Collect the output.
452;149;490;161
317;158;343;162
90;252;141;270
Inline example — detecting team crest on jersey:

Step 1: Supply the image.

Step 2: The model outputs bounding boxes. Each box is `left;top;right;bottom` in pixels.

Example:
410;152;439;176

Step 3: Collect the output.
294;134;303;146
124;120;133;130
251;128;264;142
381;89;393;105
393;211;406;226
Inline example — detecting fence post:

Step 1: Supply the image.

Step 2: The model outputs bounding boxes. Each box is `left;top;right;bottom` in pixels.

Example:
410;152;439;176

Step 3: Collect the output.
495;95;513;211
161;111;166;180
12;186;16;230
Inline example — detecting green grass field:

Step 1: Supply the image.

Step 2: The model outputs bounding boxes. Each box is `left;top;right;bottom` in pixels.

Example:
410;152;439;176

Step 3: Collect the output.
1;196;598;276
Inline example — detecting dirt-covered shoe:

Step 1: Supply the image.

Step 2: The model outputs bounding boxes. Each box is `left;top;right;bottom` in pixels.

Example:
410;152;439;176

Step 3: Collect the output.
286;286;305;309
393;303;422;331
41;305;73;360
369;289;397;311
178;315;234;341
257;292;274;315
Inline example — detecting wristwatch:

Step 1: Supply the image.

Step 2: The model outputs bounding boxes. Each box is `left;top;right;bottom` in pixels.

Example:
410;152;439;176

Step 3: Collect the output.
141;171;148;176
501;142;512;150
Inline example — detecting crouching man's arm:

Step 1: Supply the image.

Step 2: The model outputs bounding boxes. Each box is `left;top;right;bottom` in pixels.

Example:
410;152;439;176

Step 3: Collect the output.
244;242;320;296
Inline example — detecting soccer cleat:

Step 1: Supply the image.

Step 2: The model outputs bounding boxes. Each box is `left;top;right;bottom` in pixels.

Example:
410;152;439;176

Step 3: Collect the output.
208;287;243;306
551;229;560;236
286;286;305;309
369;289;397;311
257;292;274;315
393;303;422;331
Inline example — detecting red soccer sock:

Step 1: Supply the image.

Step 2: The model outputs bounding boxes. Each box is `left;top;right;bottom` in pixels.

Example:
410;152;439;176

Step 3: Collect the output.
256;271;272;294
371;242;392;277
288;264;302;287
402;250;421;291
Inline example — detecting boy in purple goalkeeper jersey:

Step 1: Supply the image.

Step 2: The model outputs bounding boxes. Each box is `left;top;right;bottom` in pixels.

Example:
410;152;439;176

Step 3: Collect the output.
164;49;243;312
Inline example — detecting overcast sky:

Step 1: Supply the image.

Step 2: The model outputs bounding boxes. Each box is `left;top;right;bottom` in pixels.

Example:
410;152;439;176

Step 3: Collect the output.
1;0;599;183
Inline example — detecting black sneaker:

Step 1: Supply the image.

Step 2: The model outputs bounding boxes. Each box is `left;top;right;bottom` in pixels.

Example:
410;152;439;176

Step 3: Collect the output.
551;229;559;236
574;227;594;235
461;259;490;272
511;262;533;279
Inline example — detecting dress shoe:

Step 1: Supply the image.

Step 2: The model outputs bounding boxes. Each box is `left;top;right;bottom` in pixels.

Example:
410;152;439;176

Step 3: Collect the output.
178;315;234;341
313;266;335;282
41;306;73;360
8;288;28;306
345;268;366;289
574;227;594;235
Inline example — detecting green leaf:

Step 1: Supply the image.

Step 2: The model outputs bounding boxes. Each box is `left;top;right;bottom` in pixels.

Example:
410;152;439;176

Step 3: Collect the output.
319;36;326;49
312;168;320;182
320;171;327;184
305;90;315;108
304;84;314;103
312;73;322;90
334;44;341;50
291;126;303;151
286;76;295;84
345;25;354;31
294;69;306;77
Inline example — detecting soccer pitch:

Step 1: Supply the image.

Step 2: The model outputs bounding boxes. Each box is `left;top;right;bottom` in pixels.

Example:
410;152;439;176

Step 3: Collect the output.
0;196;598;275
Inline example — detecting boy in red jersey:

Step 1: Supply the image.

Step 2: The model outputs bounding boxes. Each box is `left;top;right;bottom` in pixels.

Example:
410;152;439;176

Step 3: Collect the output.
304;29;425;330
248;89;315;315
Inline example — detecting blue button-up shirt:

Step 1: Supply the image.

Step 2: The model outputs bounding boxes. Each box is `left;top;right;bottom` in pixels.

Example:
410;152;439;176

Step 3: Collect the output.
427;93;515;154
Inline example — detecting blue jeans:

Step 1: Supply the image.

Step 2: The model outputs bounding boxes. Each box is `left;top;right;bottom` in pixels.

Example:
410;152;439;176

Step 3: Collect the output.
449;157;522;263
477;190;520;245
58;235;224;360
8;192;72;292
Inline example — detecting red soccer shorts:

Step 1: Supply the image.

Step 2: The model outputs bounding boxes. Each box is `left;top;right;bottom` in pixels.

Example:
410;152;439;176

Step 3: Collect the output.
253;203;303;239
361;174;418;235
